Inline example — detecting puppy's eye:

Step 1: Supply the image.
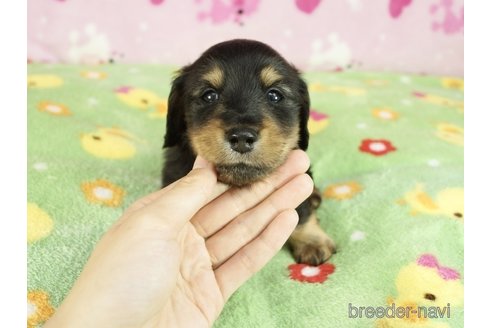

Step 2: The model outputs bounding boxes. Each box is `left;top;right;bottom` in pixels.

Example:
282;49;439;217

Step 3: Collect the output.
267;89;283;103
201;89;219;103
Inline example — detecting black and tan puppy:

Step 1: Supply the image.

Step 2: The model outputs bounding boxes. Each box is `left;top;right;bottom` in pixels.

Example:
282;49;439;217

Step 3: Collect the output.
162;39;335;265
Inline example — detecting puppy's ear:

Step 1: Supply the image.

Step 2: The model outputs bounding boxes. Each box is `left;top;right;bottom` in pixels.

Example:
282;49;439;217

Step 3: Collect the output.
297;77;310;150
163;69;188;148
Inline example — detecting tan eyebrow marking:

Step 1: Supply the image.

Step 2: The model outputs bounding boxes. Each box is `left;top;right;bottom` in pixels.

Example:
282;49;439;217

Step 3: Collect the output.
202;66;224;89
260;66;282;87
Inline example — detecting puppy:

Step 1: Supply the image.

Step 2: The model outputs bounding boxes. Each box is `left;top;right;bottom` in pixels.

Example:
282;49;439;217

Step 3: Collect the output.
162;39;335;265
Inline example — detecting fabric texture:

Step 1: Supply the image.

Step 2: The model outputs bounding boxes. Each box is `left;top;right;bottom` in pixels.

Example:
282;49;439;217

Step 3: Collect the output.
28;0;464;75
27;64;464;328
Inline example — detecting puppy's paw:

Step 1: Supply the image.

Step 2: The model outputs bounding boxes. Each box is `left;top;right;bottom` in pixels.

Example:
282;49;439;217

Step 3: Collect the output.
292;238;336;266
289;211;336;265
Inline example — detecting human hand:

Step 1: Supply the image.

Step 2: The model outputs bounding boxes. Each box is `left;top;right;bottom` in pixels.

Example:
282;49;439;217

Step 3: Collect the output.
45;150;313;328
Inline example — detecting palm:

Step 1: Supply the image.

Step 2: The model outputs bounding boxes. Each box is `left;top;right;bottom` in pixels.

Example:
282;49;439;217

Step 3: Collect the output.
157;223;224;328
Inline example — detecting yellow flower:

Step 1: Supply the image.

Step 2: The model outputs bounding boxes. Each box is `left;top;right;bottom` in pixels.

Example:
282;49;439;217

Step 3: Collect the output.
27;74;63;88
372;108;399;121
27;203;54;243
37;101;71;116
80;71;107;80
81;179;125;207
27;290;55;328
441;77;464;91
323;182;362;200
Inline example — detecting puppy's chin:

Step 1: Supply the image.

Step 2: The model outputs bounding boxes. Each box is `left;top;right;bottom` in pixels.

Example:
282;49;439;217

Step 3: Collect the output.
215;163;275;187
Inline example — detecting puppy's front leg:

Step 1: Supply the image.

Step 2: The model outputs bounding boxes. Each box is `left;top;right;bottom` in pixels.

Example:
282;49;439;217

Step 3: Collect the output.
289;191;336;265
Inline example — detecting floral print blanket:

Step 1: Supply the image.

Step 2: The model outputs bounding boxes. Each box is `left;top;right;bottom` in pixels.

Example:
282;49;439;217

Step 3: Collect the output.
27;64;464;328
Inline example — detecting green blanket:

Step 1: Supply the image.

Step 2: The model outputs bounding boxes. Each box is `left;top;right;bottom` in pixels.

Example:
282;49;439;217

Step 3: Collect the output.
27;64;464;328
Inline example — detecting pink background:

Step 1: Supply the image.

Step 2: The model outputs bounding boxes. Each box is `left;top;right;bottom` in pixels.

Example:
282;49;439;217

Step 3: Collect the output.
27;0;464;76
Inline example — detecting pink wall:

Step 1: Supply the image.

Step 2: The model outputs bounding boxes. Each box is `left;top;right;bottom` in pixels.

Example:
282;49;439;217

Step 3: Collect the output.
28;0;464;76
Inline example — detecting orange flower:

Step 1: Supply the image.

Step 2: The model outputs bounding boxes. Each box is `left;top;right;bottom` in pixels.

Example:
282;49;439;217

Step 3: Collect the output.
80;71;107;80
372;108;399;121
324;181;362;200
37;101;71;116
81;179;125;207
27;290;55;328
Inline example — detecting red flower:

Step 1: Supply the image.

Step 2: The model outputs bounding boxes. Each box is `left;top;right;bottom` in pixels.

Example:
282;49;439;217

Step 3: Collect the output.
288;263;336;283
359;139;397;156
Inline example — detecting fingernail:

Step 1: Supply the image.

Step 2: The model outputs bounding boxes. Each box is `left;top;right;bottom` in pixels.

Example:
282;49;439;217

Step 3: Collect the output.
193;155;210;169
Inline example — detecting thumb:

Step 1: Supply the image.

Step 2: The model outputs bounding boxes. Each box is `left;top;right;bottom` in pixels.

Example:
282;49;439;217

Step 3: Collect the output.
193;155;211;169
146;156;217;231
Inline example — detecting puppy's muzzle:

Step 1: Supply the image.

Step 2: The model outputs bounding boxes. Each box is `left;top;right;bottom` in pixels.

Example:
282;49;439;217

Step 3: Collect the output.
226;128;258;154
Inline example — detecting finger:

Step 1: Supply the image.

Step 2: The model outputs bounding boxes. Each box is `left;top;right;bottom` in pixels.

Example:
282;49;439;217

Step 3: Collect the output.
215;209;299;301
191;150;310;238
124;156;229;215
141;161;219;231
206;173;313;268
193;155;210;169
180;155;230;201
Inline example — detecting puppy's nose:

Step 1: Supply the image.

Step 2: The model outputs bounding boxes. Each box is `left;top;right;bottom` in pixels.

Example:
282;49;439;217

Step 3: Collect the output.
227;128;258;154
